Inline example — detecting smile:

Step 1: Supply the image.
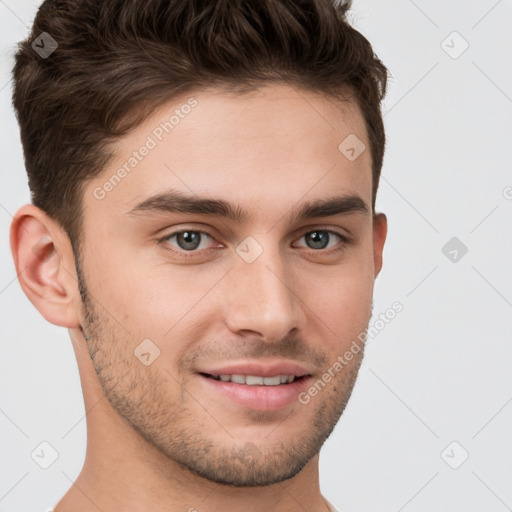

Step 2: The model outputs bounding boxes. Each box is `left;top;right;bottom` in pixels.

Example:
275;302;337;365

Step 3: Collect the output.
201;373;301;385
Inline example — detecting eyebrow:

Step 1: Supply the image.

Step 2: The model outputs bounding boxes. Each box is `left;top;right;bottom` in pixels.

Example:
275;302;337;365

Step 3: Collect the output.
127;189;369;224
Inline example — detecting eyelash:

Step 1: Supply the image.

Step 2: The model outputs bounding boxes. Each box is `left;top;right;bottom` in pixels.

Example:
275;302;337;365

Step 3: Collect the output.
157;228;351;259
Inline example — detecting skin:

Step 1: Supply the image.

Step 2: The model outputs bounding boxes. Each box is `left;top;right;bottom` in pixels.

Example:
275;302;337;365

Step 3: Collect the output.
10;83;387;512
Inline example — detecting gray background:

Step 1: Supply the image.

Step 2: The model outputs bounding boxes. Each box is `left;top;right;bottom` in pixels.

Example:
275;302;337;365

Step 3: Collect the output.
1;1;511;511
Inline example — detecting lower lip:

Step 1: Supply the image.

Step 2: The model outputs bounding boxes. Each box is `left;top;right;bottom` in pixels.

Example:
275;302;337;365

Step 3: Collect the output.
199;374;311;411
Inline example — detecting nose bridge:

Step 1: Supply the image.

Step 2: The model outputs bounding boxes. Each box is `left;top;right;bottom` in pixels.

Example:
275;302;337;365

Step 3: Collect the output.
224;236;300;340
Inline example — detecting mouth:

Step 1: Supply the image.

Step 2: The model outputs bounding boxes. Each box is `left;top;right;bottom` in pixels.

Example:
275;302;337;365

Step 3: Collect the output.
199;372;306;386
196;362;313;411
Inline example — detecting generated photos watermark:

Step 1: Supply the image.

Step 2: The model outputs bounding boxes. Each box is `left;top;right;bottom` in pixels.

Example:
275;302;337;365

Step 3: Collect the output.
298;301;403;405
93;97;198;200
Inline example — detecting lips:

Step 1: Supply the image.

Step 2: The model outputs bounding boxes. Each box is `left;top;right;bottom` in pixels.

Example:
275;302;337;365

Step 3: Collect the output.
196;360;313;410
197;361;311;380
204;374;297;385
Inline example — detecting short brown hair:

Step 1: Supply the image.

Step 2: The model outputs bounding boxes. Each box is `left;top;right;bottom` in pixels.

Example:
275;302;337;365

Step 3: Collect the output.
12;0;388;257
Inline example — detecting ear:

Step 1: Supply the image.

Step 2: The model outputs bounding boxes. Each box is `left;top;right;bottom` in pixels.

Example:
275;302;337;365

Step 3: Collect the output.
372;212;387;278
9;204;82;328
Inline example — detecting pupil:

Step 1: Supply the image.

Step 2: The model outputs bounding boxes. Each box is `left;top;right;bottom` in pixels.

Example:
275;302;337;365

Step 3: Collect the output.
307;231;329;249
178;231;200;250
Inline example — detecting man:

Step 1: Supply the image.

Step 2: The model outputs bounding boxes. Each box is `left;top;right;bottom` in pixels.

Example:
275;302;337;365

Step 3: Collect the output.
10;0;388;510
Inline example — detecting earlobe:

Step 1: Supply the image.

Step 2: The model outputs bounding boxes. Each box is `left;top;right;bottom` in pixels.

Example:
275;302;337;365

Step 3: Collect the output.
9;204;82;328
372;212;387;278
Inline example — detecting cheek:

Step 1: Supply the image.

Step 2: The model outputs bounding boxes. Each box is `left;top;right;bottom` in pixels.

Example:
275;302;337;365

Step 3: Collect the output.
82;238;187;326
309;277;372;332
302;255;375;348
95;264;227;360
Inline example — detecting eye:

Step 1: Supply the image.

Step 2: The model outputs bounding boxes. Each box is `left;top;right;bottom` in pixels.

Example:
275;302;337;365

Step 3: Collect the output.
158;227;351;260
294;230;348;251
159;229;218;257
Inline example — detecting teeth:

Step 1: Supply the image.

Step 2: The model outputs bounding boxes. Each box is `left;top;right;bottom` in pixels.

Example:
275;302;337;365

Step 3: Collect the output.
263;376;281;386
211;374;297;385
246;375;264;385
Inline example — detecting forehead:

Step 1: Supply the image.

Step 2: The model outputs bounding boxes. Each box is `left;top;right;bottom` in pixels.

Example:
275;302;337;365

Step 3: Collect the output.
85;83;372;224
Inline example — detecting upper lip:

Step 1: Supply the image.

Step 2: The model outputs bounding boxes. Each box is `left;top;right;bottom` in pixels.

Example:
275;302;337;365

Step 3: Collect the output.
197;360;312;378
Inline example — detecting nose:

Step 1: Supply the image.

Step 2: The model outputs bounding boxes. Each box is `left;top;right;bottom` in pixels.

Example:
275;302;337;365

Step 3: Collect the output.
223;242;301;343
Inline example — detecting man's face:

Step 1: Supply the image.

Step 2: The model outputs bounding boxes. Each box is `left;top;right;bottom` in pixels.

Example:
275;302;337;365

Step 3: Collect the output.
77;84;385;486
